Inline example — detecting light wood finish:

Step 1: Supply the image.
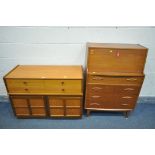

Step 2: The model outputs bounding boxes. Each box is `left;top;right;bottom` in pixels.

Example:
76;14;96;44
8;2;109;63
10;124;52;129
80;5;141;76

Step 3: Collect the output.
4;65;83;79
48;96;82;117
85;43;148;117
4;65;83;118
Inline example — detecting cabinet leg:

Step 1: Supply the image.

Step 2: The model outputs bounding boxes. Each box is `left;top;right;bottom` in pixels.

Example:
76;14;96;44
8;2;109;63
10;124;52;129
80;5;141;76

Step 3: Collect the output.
124;111;130;119
87;110;90;117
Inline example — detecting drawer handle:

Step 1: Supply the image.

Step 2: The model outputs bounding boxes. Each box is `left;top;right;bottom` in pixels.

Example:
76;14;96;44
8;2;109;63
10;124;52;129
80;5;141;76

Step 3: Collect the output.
91;96;101;98
61;82;64;85
122;96;133;99
121;104;129;106
23;82;27;85
92;77;103;80
90;103;100;106
124;88;135;91
62;89;65;91
92;87;103;90
126;78;137;81
24;88;28;91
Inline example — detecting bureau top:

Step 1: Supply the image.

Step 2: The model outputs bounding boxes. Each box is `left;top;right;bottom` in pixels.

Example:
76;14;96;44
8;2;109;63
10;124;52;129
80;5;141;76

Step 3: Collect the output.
4;65;83;79
87;43;147;50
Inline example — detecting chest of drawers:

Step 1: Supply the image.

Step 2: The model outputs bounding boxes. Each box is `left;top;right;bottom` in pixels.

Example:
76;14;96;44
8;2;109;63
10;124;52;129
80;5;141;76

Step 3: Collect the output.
4;65;83;118
85;43;148;117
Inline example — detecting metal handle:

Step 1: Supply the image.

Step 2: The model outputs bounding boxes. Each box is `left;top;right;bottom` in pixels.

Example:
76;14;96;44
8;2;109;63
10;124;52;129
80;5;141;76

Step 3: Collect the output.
122;96;133;99
126;78;137;81
92;87;103;90
121;104;129;106
124;88;135;91
91;96;101;98
90;103;100;106
92;77;103;80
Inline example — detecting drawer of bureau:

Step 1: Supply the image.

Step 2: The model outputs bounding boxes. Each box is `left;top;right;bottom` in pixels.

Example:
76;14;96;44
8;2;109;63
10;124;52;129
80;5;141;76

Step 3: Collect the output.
115;85;141;95
88;75;144;85
87;84;114;94
85;100;114;109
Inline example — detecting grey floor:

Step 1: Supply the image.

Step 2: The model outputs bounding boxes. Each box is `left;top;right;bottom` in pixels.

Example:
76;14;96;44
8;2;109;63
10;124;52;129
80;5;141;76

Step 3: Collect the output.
0;97;155;129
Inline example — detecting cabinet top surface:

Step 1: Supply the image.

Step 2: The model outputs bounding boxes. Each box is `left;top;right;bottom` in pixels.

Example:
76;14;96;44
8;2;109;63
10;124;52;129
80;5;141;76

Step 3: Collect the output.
5;65;83;79
87;43;147;50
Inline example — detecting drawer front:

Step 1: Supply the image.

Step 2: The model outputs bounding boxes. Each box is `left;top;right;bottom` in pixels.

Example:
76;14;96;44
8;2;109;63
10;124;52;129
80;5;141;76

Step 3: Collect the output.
86;94;114;103
6;79;44;93
44;80;82;94
88;75;144;85
14;107;30;116
88;48;147;73
115;85;141;96
50;108;65;117
31;108;46;116
66;108;81;117
87;84;114;94
85;100;114;109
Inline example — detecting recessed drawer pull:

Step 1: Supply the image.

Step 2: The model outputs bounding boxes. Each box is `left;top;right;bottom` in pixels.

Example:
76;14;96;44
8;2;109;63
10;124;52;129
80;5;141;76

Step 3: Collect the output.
90;103;100;106
91;96;101;98
23;82;27;85
126;78;137;81
121;104;129;106
122;96;133;99
92;87;103;90
124;88;135;91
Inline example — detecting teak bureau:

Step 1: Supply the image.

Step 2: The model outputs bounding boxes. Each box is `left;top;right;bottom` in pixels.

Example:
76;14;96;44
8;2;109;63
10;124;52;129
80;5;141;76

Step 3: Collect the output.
4;65;83;118
85;43;148;117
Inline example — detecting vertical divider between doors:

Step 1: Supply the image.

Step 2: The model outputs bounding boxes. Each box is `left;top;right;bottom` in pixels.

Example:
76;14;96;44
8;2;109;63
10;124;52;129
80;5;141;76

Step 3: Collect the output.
44;96;50;117
27;97;32;116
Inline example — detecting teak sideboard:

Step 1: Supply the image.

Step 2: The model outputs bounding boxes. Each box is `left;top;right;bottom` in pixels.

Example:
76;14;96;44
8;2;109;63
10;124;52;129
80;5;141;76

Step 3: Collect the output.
85;43;148;117
4;65;83;118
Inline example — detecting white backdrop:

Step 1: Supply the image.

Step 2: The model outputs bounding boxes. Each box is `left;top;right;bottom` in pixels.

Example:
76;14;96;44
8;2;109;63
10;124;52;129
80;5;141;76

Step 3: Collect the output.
0;27;154;96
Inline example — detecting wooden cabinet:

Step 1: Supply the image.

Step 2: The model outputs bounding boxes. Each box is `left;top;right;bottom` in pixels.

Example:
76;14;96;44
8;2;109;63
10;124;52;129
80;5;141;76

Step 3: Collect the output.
85;43;148;117
4;65;83;118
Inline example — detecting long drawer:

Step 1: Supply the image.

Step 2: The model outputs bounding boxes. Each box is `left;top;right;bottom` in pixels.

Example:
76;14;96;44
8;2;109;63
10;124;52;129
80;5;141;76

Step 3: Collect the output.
87;75;144;85
6;79;82;94
87;84;141;96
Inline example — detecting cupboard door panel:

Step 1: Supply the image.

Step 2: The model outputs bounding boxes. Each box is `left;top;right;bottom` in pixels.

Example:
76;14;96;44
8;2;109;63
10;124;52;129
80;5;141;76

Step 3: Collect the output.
65;98;81;107
66;108;81;117
15;107;30;116
31;108;46;116
50;108;65;117
29;96;45;107
11;97;28;107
